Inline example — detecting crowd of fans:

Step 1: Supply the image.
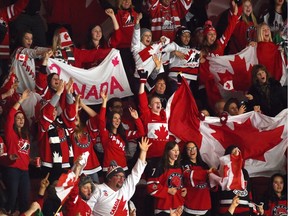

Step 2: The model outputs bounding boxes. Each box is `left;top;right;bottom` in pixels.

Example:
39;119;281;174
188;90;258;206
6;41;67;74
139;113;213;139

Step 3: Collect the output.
0;0;287;215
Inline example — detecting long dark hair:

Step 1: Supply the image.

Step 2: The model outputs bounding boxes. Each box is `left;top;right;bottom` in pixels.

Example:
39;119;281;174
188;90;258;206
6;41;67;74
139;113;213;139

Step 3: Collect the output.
267;0;287;27
86;24;106;50
266;173;287;205
47;73;59;91
161;141;181;169
106;111;127;143
182;141;209;169
13;111;29;140
201;39;219;56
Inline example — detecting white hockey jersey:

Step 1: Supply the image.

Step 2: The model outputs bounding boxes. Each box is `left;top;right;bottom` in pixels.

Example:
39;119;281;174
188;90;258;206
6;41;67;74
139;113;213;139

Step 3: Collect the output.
87;159;147;216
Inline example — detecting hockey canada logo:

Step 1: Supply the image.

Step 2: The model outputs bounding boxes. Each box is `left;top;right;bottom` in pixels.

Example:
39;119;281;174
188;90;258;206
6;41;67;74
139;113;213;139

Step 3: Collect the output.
272;204;288;216
18;139;30;154
168;173;182;189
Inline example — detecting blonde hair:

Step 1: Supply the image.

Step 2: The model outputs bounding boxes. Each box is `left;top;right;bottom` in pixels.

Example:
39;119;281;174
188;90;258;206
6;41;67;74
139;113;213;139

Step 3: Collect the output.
241;0;258;26
257;23;272;42
117;0;133;9
52;28;61;53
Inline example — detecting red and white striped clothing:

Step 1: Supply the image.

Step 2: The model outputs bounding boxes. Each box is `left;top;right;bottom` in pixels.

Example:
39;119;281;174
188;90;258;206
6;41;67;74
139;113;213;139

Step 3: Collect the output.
0;0;29;59
147;0;193;41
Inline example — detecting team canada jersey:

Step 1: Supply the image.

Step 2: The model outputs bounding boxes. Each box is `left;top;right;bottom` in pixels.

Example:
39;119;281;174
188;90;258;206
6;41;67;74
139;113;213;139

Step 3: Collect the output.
147;0;193;41
99;107;145;171
87;159;147;216
131;24;168;78
229;19;256;54
163;42;200;80
0;0;29;59
11;46;50;93
206;13;238;57
138;92;171;158
5;108;30;171
64;179;92;216
182;161;211;215
264;198;288;216
71;115;101;175
109;8;138;48
147;163;185;214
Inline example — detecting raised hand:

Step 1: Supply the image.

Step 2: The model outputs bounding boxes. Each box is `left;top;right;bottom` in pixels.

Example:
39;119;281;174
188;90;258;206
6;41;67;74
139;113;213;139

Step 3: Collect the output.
40;172;50;189
238;104;246;114
100;91;108;101
105;8;115;17
129;107;139;119
138;137;152;153
137;69;148;84
152;54;162;70
231;0;238;15
56;79;65;95
136;13;143;24
21;89;31;100
66;77;74;94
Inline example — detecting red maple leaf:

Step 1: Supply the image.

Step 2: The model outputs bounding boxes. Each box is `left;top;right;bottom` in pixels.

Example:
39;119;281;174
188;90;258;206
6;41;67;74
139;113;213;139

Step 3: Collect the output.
229;55;253;91
184;49;194;61
218;70;233;90
113;196;128;216
154;125;169;140
209;118;284;161
64;33;70;41
112;56;119;67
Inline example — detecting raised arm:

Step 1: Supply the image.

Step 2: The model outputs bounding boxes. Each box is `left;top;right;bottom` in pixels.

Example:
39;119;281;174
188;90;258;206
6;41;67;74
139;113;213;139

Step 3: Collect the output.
105;9;119;31
138;137;151;162
13;89;30;111
78;95;97;117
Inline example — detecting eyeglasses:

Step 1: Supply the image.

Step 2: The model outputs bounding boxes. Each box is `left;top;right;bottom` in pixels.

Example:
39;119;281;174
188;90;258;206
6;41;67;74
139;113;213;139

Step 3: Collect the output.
114;174;125;180
186;146;197;151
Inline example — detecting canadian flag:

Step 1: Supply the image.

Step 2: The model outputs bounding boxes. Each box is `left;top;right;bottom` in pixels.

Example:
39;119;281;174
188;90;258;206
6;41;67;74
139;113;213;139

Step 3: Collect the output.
55;152;89;204
166;78;287;177
15;53;28;62
55;170;77;204
202;46;287;107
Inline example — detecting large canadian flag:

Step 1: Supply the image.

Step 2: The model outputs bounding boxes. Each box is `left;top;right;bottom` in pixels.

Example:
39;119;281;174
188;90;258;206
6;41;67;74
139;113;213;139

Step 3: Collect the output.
203;45;287;106
166;78;287;178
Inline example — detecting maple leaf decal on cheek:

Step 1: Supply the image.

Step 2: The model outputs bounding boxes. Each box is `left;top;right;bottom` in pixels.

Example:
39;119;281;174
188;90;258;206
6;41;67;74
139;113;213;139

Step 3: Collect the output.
210;118;284;161
154;125;169;140
112;56;119;67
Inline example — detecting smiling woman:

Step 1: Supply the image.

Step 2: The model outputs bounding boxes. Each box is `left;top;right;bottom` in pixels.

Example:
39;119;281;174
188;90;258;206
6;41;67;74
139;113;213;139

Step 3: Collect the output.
181;141;212;216
4;89;31;214
99;91;145;174
146;141;187;215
